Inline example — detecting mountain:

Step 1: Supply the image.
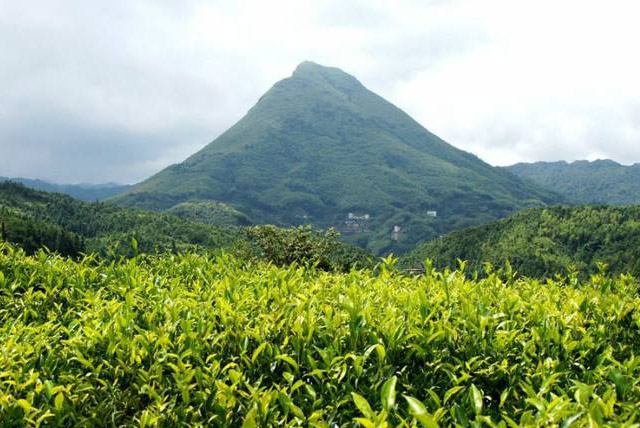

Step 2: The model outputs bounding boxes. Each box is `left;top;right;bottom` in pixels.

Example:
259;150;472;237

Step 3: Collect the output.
399;205;640;278
113;61;563;254
505;160;640;205
0;176;131;201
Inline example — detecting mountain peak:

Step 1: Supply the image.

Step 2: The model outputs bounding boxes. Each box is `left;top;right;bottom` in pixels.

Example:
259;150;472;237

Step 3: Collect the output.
589;159;621;167
115;63;562;254
290;61;363;92
293;60;323;72
293;61;340;76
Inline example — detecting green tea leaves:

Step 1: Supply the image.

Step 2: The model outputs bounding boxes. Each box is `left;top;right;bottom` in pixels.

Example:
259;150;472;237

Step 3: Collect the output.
381;376;397;411
469;384;483;415
352;393;375;420
404;395;439;428
54;393;64;410
1;243;639;426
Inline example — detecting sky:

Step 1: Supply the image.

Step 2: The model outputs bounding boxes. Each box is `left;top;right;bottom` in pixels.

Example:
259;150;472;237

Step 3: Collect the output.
1;0;639;184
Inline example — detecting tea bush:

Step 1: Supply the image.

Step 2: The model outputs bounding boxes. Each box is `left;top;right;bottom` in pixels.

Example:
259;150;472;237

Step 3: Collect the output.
1;244;639;426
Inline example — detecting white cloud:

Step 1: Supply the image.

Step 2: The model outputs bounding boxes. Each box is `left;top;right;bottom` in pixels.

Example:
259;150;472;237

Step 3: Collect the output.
390;0;640;165
0;0;638;183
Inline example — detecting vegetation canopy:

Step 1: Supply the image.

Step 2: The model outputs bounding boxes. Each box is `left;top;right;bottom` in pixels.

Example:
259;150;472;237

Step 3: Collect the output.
1;244;639;426
400;206;640;278
0;181;372;271
505;160;640;205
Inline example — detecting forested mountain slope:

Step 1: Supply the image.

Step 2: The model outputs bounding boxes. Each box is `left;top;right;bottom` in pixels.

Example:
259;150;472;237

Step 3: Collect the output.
0;181;242;257
400;205;640;277
505;160;640;205
113;62;563;254
0;182;372;269
165;200;251;226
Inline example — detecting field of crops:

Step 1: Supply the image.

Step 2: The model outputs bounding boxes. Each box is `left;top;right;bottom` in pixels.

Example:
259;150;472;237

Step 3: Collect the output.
1;243;640;427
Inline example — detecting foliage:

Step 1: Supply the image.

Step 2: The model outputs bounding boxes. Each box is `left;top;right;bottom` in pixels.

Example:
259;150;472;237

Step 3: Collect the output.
0;207;84;257
1;243;639;426
0;182;370;271
400;205;640;278
166;201;251;226
505;160;640;205
0;181;243;259
247;225;373;271
112;61;563;255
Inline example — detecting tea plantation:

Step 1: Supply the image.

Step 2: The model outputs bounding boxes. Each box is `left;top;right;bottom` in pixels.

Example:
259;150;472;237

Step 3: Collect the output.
1;244;639;426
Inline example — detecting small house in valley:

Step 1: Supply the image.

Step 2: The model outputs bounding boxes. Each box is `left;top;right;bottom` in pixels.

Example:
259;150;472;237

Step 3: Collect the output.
392;225;402;241
344;212;371;233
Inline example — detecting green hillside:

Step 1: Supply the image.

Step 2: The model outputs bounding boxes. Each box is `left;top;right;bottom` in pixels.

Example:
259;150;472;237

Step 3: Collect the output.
113;62;563;254
166;200;251;226
505;160;640;205
0;181;243;258
400;205;640;278
0;182;372;270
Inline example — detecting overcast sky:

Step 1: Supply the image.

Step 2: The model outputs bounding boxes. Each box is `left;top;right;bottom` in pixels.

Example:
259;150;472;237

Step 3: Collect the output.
1;0;639;184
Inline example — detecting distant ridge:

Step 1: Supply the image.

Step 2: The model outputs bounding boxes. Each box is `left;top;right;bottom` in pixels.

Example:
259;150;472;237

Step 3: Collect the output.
113;61;563;254
505;159;640;205
0;176;131;201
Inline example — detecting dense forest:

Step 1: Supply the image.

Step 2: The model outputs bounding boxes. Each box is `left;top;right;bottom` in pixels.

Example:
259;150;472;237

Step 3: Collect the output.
505;160;640;205
5;180;640;279
0;181;372;271
400;206;640;278
166;200;251;226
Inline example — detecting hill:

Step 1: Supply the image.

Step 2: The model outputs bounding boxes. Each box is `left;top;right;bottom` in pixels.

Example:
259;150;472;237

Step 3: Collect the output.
0;182;372;270
166;200;251;226
113;61;563;254
505;160;640;205
399;205;640;277
0;176;131;201
0;181;243;257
